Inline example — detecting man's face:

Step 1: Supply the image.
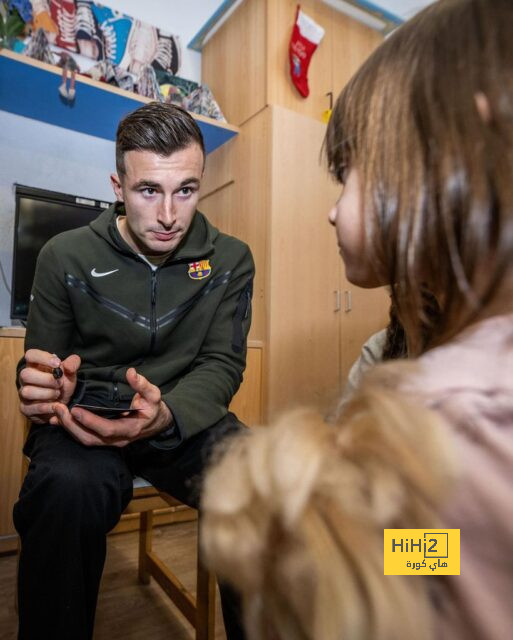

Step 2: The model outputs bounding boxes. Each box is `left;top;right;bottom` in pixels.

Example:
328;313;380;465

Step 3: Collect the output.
110;144;204;256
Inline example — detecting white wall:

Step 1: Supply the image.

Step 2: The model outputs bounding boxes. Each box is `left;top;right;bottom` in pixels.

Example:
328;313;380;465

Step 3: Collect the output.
0;1;224;327
0;111;116;327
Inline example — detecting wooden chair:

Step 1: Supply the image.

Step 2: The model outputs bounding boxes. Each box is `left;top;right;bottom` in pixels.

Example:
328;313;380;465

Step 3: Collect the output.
121;343;263;638
125;478;216;640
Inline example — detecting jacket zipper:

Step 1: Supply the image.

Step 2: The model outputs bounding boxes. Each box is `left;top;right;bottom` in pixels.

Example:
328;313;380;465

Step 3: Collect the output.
231;280;252;353
244;287;251;319
149;269;158;353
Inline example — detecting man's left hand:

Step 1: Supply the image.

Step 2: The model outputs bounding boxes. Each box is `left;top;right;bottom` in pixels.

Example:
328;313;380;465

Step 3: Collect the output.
51;368;173;447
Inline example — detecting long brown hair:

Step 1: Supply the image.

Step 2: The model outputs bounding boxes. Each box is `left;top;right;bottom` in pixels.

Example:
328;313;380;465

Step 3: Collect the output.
325;0;513;355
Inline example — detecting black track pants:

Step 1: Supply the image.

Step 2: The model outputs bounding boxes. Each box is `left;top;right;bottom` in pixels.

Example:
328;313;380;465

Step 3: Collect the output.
14;413;246;640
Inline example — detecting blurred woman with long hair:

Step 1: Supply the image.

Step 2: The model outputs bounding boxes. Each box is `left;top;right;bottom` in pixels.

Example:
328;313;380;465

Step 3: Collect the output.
201;1;513;638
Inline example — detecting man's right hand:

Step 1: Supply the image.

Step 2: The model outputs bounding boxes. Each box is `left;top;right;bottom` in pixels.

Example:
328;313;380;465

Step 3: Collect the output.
18;350;81;424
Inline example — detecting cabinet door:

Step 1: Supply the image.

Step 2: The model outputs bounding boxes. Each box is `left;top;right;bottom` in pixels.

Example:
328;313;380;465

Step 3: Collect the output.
338;274;390;384
267;0;383;122
229;344;263;426
267;0;334;121
200;107;272;345
267;106;342;418
202;0;267;126
0;333;25;552
330;7;382;98
267;106;389;418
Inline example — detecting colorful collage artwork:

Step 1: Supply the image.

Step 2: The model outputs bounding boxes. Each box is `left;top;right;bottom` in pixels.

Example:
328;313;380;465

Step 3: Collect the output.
28;0;181;75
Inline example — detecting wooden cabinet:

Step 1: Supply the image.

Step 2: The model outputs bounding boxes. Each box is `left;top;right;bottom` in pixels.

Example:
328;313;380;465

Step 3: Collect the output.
0;329;25;554
0;332;262;552
201;106;388;419
200;0;389;421
202;0;382;126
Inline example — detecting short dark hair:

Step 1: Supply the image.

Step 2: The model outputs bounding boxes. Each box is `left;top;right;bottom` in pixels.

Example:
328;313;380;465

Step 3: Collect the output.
115;102;205;175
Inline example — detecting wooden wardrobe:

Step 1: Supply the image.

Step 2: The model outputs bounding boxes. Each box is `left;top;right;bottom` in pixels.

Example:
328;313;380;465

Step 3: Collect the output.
199;0;390;420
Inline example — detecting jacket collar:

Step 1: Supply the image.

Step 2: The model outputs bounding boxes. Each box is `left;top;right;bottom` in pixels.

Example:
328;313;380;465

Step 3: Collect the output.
89;202;217;262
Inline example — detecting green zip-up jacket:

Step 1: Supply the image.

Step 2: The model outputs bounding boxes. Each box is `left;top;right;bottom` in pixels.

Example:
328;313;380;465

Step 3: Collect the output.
18;204;254;449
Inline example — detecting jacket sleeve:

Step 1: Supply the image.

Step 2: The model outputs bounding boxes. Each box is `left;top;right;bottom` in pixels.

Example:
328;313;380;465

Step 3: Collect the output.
16;239;76;383
155;245;255;449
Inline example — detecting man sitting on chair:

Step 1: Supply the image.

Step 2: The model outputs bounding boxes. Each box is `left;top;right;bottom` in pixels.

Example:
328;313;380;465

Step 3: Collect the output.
14;102;254;640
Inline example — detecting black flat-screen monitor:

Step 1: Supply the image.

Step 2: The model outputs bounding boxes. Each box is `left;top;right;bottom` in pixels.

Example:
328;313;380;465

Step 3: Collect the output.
11;184;111;321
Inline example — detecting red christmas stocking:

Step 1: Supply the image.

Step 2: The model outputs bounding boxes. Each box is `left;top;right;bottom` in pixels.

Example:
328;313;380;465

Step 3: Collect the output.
289;5;325;98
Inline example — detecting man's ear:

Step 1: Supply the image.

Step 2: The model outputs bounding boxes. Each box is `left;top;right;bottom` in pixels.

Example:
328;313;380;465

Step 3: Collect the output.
110;173;124;201
474;91;492;124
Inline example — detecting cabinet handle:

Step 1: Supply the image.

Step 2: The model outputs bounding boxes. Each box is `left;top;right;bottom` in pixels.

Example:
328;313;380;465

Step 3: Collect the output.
344;290;352;312
334;290;341;312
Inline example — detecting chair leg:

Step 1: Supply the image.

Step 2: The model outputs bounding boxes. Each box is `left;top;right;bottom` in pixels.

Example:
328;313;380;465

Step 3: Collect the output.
136;499;216;639
138;509;153;585
195;528;216;640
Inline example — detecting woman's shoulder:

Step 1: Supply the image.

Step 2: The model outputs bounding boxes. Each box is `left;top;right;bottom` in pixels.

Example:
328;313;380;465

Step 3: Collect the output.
416;314;513;394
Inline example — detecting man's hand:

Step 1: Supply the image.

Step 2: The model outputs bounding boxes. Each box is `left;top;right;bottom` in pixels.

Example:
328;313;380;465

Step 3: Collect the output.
52;367;173;447
18;349;81;424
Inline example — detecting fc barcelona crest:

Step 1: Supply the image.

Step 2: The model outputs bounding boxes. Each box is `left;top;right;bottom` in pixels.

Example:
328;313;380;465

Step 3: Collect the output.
188;260;212;280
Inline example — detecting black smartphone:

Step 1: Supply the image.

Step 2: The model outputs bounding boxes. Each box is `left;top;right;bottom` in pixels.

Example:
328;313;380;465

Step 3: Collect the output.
72;404;139;419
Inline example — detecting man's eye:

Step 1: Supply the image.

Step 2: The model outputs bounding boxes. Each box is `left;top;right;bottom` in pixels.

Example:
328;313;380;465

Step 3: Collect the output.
179;187;193;196
141;187;156;195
